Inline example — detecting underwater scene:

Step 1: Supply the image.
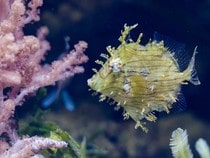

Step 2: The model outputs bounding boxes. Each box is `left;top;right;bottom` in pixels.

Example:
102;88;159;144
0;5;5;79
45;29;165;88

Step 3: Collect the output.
0;0;210;157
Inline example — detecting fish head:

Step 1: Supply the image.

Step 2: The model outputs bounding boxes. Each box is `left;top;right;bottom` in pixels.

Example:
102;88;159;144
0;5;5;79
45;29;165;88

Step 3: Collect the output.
88;54;124;97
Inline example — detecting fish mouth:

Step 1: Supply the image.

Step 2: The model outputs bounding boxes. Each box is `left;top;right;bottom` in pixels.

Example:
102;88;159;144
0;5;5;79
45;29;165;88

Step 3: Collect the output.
87;78;93;87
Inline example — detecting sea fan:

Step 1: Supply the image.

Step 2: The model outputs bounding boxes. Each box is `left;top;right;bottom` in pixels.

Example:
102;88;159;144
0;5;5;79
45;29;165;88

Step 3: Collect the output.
195;138;210;158
169;128;193;158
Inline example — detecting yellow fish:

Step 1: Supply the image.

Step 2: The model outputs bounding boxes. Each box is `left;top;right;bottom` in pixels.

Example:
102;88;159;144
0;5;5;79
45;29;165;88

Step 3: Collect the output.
87;24;200;132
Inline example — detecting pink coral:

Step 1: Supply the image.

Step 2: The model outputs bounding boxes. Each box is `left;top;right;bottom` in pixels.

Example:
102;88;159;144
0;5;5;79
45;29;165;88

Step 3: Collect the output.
0;0;88;157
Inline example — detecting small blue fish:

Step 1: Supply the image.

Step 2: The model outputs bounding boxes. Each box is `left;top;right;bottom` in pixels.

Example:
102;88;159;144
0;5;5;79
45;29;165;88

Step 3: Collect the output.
41;36;75;111
41;78;75;111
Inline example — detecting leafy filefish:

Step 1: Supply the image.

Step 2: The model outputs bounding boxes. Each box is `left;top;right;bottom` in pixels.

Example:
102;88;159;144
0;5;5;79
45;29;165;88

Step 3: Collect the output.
87;24;200;132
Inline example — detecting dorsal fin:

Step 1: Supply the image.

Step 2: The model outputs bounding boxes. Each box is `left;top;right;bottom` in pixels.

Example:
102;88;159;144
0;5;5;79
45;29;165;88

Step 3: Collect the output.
153;32;190;72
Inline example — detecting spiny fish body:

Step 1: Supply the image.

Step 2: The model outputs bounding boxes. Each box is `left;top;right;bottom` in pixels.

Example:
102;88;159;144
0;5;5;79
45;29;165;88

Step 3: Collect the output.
87;24;200;132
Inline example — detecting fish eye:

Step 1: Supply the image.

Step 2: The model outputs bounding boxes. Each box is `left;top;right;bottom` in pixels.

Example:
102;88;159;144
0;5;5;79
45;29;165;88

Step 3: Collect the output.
109;58;122;73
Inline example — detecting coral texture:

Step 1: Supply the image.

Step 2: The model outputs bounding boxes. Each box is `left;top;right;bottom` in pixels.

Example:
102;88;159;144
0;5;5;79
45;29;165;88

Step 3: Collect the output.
0;0;88;157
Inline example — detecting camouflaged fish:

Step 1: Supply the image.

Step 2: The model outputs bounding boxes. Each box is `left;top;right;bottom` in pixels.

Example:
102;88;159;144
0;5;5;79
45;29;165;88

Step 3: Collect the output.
87;24;200;132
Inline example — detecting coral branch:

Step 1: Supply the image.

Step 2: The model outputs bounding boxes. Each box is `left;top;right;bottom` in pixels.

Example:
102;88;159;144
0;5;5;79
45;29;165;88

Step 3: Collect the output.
0;136;67;158
0;0;88;157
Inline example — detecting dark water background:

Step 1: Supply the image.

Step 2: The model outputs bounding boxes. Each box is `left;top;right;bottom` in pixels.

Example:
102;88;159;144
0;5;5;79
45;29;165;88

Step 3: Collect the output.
22;0;210;157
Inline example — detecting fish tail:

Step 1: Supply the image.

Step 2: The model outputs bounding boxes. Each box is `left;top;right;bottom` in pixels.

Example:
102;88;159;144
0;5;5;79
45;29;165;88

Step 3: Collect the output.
61;90;75;111
185;46;201;85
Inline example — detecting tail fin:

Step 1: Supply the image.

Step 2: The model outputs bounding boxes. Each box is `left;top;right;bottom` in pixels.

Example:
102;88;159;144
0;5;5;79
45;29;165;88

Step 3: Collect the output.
61;90;75;111
187;46;201;85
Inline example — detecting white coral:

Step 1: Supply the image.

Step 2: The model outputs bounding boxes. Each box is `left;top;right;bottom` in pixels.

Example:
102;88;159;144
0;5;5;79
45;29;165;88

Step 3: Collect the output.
170;128;193;158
